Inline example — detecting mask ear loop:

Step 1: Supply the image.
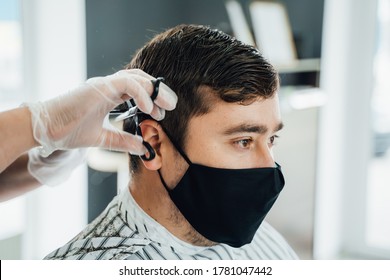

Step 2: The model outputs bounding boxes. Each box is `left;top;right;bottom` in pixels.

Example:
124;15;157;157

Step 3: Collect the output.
161;127;192;165
137;77;164;161
157;126;193;193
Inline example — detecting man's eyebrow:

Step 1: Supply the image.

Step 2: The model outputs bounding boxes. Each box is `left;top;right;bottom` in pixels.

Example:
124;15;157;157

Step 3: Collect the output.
274;122;284;132
222;122;284;135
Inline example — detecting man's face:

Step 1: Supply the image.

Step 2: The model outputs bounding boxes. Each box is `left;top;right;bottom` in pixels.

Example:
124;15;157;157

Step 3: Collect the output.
184;94;283;169
135;91;284;246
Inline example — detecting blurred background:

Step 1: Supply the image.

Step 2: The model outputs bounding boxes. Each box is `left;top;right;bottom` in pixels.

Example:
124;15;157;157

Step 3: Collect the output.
0;0;389;260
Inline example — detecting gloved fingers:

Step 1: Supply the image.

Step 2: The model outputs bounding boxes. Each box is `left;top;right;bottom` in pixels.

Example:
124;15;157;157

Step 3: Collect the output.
85;77;127;109
86;81;121;108
115;69;178;111
123;75;155;114
108;70;154;114
125;69;177;110
85;73;155;118
128;69;177;111
148;105;165;121
154;81;177;111
99;129;147;155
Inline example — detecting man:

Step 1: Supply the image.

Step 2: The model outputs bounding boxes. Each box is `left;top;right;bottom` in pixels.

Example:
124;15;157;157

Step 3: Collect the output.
45;24;298;260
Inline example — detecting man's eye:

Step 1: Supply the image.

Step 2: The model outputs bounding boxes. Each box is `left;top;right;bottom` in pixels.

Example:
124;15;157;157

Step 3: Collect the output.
235;139;252;149
269;135;279;146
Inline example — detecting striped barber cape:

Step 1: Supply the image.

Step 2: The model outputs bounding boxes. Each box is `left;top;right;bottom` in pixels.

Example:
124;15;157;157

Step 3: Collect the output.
44;188;298;260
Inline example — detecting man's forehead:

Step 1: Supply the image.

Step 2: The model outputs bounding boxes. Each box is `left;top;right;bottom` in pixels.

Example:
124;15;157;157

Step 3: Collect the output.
189;93;282;134
197;85;277;107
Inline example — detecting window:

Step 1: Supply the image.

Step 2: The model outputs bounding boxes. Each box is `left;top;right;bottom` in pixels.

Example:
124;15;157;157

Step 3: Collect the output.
0;0;24;110
0;0;26;259
315;0;390;259
366;0;390;255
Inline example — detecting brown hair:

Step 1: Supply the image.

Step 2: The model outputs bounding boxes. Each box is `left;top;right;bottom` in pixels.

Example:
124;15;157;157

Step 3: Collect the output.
123;24;279;173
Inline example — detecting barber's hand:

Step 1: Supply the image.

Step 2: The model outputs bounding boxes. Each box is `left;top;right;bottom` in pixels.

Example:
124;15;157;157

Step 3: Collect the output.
28;148;86;186
25;69;177;156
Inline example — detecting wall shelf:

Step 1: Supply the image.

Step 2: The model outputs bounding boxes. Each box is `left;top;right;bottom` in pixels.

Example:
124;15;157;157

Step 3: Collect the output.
275;58;321;74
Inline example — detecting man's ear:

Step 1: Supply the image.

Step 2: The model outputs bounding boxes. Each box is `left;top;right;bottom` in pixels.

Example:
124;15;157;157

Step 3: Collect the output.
138;119;163;170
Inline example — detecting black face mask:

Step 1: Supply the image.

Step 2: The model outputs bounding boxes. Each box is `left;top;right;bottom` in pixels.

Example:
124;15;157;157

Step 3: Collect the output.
158;137;285;248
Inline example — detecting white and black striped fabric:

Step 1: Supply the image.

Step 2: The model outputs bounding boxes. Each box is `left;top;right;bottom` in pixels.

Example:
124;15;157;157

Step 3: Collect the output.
44;189;298;260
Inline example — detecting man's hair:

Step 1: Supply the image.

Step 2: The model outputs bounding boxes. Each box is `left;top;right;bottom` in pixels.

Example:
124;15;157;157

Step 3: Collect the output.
123;24;279;173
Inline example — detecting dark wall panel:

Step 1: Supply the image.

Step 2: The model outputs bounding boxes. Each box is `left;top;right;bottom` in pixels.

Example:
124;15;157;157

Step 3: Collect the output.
86;0;324;78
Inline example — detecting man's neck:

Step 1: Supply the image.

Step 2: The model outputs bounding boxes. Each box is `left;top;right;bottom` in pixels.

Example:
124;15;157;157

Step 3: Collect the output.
128;168;215;247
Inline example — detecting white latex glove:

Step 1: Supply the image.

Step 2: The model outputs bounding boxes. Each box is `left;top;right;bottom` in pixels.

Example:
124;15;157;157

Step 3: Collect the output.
28;148;86;187
24;69;177;157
